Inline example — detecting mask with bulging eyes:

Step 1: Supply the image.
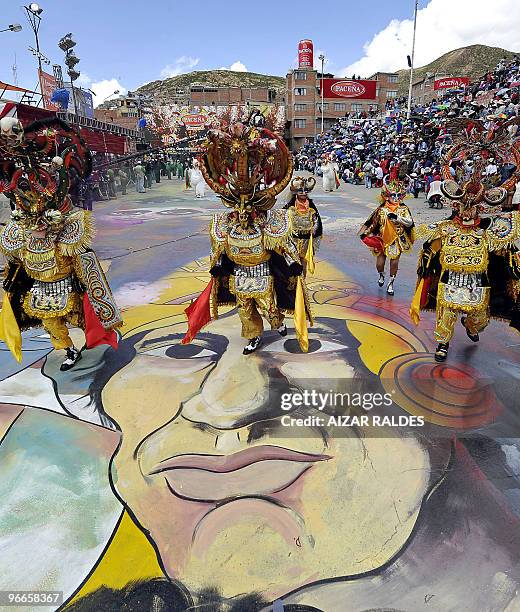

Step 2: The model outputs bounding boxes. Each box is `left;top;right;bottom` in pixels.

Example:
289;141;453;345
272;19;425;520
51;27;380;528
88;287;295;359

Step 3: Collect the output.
441;178;508;222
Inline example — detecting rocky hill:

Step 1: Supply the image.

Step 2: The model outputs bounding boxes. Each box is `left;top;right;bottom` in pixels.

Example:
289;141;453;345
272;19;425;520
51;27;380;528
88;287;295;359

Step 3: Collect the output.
136;45;519;104
396;44;519;94
139;70;285;103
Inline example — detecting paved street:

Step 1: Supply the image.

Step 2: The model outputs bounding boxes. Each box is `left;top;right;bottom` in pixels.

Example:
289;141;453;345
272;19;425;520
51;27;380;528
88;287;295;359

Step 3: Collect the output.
1;177;520;610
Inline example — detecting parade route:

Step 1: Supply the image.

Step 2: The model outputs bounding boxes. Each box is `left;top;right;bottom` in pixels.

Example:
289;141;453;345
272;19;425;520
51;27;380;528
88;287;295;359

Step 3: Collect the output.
1;177;520;611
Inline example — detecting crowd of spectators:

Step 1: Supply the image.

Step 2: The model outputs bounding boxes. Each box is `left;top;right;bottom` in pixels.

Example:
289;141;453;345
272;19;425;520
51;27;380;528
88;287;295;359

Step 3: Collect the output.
76;155;193;209
294;57;520;205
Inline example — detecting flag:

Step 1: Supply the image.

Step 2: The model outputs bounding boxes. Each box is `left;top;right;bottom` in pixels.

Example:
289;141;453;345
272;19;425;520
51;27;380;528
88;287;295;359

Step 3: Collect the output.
294;276;309;353
182;278;214;344
382;218;397;246
0;293;22;362
334;170;341;188
83;293;118;350
409;279;425;325
305;233;315;275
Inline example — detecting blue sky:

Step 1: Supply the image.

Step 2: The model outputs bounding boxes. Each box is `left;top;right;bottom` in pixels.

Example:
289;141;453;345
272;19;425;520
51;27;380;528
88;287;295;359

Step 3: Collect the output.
0;0;413;97
1;0;519;105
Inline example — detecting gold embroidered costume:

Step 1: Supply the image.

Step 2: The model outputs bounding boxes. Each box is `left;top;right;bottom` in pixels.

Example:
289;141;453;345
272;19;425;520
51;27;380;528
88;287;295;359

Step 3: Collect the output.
361;176;415;295
410;117;520;362
283;176;323;276
0;116;121;368
184;119;313;354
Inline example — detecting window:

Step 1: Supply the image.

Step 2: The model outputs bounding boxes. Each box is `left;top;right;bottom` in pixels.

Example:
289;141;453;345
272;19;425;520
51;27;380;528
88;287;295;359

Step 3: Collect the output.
316;102;329;111
351;103;363;112
334;102;347;111
294;88;307;96
388;75;399;83
294;71;307;80
316;118;336;130
386;90;398;99
294;119;307;128
294;103;307;111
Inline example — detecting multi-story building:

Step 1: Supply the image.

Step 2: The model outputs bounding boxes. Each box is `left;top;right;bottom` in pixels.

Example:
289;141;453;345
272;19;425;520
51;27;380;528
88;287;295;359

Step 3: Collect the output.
189;84;280;107
286;68;397;150
368;72;401;108
410;73;452;106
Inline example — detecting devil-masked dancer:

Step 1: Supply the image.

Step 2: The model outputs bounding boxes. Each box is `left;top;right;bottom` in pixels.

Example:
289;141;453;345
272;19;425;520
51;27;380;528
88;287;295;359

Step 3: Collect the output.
360;177;415;295
182;120;313;355
410;118;520;362
284;176;323;277
0;116;122;370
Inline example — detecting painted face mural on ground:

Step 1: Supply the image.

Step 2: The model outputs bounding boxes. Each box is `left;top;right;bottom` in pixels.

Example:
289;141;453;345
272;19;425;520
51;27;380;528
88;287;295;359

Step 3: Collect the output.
91;259;449;600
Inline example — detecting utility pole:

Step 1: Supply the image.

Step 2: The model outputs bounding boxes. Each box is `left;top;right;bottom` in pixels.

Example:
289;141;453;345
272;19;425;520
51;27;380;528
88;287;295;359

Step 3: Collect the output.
406;0;419;120
24;4;50;97
319;53;325;135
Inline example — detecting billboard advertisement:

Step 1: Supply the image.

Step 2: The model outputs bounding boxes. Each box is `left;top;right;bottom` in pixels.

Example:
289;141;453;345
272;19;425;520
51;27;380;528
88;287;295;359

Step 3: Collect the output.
434;77;470;91
320;79;377;100
38;70;60;111
181;113;210;131
298;40;314;68
64;86;94;118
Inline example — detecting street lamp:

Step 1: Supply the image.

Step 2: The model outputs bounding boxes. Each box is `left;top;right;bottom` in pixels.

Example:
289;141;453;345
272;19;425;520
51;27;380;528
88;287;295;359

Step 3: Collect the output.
24;3;46;95
318;53;325;135
101;90;120;105
0;24;22;33
59;33;81;118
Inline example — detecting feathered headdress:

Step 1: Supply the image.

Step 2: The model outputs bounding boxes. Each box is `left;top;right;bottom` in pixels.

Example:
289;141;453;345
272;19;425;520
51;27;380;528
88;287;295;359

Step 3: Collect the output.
200;121;293;214
0;116;91;226
440;118;520;216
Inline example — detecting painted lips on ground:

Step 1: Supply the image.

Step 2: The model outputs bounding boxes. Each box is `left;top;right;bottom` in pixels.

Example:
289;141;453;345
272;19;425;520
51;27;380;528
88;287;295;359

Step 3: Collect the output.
150;445;331;502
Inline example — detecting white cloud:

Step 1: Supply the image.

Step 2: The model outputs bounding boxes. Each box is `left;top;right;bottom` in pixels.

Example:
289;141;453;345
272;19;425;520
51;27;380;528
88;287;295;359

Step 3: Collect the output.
338;0;520;77
160;56;200;79
230;61;248;72
75;73;92;88
90;79;127;107
313;49;333;72
219;61;248;72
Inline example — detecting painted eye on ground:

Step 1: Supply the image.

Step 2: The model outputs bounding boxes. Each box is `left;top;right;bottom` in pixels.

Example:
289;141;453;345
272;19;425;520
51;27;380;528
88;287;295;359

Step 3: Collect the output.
139;344;217;360
262;337;347;355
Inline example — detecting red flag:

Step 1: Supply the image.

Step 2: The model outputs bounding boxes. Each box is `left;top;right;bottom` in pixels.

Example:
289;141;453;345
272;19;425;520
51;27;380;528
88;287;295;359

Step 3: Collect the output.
182;278;214;344
83;293;118;350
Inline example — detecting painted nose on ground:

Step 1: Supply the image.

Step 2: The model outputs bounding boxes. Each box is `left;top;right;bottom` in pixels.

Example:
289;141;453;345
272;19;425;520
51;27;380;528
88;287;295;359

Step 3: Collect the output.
180;347;277;429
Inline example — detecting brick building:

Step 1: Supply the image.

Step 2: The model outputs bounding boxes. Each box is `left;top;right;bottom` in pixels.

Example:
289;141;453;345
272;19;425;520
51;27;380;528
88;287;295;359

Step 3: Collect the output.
368;71;401;106
286;68;400;150
410;73;451;106
189;84;280;107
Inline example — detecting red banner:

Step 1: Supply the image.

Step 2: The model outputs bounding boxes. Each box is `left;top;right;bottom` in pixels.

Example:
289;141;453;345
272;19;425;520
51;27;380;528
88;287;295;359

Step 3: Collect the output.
320;79;377;100
298;40;314;68
434;77;470;91
38;70;59;111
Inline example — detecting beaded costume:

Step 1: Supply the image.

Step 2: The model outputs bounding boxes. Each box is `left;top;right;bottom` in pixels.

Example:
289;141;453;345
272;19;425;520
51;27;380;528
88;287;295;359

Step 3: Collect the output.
410;118;520;362
0;116;121;369
361;177;415;295
283;176;323;277
183;120;313;354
